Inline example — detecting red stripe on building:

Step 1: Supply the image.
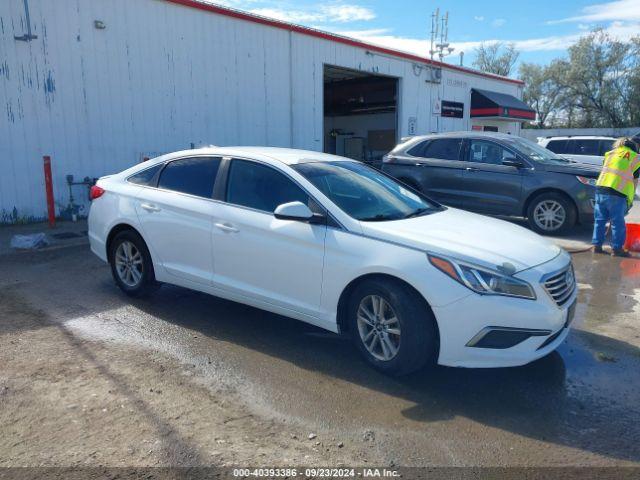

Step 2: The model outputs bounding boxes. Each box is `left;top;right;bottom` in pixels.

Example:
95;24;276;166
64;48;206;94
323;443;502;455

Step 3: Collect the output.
508;109;536;119
165;0;525;86
470;108;501;116
471;108;535;120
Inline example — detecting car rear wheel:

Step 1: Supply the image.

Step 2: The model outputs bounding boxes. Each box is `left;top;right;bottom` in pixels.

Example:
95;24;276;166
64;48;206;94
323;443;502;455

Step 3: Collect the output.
527;193;576;235
109;230;158;297
348;278;438;376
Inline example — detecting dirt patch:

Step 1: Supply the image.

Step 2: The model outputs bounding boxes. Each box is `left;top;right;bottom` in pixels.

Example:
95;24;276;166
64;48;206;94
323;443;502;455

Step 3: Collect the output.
0;288;364;467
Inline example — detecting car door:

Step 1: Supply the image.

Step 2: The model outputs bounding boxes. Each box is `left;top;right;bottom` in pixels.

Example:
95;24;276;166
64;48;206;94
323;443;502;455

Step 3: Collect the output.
212;158;326;317
396;138;466;207
135;156;221;285
459;139;525;215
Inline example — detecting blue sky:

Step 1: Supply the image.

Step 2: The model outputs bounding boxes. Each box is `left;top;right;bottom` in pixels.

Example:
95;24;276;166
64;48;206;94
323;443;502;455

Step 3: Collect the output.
212;0;640;74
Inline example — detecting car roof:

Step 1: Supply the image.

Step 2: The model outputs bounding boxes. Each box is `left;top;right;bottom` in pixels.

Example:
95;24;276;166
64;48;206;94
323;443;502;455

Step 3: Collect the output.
151;146;351;166
541;136;616;141
396;131;521;150
405;131;517;142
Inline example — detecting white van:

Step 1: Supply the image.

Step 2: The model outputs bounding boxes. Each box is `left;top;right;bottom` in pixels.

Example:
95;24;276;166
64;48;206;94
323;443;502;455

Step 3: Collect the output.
538;136;615;166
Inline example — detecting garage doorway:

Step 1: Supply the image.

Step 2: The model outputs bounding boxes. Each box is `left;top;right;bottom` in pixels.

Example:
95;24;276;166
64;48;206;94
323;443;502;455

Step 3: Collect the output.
323;65;399;165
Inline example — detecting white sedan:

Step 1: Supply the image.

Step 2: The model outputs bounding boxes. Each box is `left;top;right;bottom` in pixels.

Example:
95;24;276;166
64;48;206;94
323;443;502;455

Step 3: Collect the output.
88;147;576;375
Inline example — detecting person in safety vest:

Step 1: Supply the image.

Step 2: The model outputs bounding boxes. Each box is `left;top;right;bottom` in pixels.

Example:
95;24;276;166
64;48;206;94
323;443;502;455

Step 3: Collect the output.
592;137;640;257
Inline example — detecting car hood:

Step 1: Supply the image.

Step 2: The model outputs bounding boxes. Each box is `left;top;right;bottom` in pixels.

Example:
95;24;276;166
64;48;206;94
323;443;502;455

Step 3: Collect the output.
359;208;562;273
541;162;600;177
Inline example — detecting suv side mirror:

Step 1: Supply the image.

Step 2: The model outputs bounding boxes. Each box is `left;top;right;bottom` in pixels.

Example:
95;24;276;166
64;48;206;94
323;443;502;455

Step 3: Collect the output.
502;158;525;168
274;201;314;222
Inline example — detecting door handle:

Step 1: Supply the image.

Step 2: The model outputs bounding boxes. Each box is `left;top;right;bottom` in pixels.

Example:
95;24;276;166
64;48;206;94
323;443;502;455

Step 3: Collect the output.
215;222;239;233
465;167;478;172
140;202;161;212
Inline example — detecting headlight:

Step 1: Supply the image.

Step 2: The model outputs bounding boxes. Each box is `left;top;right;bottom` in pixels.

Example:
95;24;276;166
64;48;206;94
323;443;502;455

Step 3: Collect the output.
576;176;597;187
428;254;536;300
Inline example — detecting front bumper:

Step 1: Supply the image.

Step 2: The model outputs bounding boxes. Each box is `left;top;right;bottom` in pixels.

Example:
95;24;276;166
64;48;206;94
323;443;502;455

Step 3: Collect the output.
432;251;576;368
576;192;596;224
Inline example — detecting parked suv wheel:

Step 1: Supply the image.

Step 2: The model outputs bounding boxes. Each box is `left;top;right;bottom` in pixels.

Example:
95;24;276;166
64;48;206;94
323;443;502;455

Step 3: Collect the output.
527;192;576;235
109;230;159;297
347;278;438;376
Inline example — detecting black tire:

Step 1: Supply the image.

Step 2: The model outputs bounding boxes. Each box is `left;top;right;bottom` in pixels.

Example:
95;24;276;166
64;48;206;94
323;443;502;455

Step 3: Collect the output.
526;192;577;235
108;230;159;297
347;278;438;376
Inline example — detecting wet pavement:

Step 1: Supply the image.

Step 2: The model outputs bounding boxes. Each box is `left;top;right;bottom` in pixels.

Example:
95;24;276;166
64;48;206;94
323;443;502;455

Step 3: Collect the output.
1;243;640;467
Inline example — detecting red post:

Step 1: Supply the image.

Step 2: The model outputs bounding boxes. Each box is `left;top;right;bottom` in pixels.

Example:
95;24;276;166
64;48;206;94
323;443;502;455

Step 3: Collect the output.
43;156;55;228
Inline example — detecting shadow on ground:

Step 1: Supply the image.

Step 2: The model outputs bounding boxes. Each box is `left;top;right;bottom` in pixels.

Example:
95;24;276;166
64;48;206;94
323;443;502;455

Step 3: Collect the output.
3;245;639;464
128;282;640;463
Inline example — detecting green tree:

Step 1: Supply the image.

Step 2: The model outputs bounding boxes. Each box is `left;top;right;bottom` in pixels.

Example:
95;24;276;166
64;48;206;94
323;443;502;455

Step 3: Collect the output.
472;42;520;77
519;62;563;128
551;30;640;128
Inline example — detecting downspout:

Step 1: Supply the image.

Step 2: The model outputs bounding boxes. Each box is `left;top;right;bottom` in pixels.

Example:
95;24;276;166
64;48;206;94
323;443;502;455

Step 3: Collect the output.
14;0;38;42
289;30;294;148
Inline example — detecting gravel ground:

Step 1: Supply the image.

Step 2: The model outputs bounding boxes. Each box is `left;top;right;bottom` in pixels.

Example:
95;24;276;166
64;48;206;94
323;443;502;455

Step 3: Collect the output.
1;231;639;473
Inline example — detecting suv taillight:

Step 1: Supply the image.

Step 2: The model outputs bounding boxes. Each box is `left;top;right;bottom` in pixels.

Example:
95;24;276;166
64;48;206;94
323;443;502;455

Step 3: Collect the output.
90;185;105;200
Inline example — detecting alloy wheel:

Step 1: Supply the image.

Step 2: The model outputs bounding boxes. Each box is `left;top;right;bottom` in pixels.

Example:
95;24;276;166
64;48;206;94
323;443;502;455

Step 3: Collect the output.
533;200;566;232
356;295;401;361
114;240;144;287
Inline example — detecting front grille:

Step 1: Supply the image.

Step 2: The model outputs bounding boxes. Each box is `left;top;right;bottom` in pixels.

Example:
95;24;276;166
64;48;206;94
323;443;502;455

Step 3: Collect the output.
542;265;576;307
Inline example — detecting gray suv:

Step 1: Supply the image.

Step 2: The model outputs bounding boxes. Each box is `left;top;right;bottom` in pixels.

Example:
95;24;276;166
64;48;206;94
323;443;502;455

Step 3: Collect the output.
381;132;599;234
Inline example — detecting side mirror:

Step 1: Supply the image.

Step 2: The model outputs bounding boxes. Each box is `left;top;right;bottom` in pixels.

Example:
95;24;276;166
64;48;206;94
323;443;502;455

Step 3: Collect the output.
502;158;525;168
274;201;314;222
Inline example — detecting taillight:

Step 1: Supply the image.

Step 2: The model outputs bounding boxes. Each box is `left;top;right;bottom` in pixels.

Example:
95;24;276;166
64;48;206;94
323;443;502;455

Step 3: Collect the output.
90;185;105;200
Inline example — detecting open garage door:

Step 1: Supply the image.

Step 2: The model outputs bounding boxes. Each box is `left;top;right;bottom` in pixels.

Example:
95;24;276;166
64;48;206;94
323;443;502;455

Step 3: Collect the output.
323;65;398;165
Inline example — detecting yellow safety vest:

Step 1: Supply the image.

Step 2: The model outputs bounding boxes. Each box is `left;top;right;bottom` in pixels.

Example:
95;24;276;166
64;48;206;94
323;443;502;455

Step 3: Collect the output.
596;146;640;206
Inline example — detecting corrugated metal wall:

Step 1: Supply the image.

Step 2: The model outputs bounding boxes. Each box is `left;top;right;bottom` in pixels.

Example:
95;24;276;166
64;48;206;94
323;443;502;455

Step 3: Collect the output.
0;0;523;223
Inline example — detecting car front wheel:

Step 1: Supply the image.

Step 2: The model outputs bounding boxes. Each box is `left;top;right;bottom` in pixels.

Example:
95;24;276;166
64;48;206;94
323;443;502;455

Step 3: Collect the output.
348;278;438;376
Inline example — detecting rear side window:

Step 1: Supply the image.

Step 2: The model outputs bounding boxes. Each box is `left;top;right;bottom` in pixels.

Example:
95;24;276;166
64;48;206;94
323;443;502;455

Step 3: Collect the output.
545;140;568;154
599;140;615;156
226;160;309;213
417;139;462;160
571;139;600;156
127;163;163;186
157;157;221;198
407;141;428;157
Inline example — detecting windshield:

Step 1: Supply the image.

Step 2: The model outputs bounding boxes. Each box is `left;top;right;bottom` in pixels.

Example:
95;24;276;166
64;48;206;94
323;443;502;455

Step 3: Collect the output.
292;161;441;222
505;137;573;165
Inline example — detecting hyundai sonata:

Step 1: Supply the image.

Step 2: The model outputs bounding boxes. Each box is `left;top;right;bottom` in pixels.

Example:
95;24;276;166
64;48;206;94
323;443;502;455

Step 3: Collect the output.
88;147;576;375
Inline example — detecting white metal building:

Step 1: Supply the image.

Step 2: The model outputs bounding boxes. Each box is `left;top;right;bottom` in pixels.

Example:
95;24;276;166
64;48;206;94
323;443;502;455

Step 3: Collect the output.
0;0;534;223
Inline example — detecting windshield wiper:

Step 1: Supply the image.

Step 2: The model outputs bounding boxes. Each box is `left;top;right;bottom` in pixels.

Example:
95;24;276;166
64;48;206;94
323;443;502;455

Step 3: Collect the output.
359;214;397;222
403;207;432;219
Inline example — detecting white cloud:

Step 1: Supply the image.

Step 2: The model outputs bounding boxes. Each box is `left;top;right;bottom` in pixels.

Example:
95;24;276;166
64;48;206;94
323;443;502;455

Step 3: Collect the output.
474;16;484;22
249;4;375;24
249;7;323;23
334;29;431;55
548;0;640;24
323;5;375;22
331;20;640;58
491;18;506;28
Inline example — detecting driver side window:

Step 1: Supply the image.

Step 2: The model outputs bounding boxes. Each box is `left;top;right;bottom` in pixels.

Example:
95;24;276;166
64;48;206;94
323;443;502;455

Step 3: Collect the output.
226;160;310;213
468;140;514;165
